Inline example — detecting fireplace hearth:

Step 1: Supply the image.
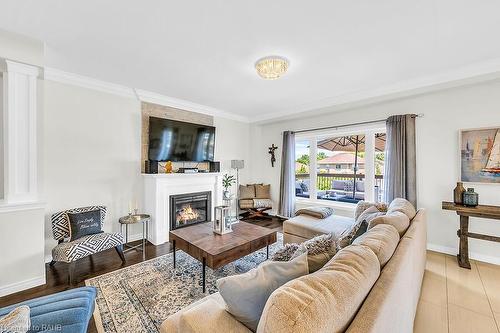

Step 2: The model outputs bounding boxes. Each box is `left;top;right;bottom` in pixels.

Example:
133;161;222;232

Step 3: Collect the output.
170;191;211;230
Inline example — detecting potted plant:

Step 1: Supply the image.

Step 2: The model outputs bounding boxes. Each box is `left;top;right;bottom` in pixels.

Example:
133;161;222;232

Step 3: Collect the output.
222;174;236;200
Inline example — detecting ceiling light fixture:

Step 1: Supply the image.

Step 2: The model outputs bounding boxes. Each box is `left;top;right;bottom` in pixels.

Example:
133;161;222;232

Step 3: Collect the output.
255;56;289;79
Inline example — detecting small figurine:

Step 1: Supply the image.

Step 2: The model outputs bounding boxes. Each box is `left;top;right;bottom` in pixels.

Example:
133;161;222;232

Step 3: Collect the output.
268;144;278;167
165;161;173;173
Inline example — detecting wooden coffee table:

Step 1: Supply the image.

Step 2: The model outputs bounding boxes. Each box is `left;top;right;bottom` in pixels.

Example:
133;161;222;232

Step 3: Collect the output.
169;221;277;292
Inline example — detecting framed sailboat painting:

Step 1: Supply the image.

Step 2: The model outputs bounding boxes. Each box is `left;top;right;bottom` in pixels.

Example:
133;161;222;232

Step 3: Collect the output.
460;127;500;184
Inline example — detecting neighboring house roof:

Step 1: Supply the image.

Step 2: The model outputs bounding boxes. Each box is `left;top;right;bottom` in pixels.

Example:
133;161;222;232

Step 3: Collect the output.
317;153;365;165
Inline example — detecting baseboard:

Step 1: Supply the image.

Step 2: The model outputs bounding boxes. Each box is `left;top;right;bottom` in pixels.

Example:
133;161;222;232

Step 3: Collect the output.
44;233;147;263
0;276;46;297
427;243;500;265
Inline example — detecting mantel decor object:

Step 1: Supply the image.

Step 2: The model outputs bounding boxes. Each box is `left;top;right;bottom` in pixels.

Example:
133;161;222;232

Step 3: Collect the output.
213;205;232;235
463;188;479;207
453;182;466;205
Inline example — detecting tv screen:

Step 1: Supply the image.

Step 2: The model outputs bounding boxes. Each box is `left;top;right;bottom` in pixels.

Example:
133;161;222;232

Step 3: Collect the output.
148;117;215;162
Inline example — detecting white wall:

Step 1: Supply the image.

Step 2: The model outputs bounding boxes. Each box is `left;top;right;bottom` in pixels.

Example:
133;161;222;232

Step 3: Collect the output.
43;80;142;258
42;80;252;260
250;79;500;264
0;74;3;200
0;207;45;296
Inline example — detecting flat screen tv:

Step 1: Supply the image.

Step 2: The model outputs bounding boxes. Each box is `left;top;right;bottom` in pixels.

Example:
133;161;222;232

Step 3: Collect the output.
148;117;215;162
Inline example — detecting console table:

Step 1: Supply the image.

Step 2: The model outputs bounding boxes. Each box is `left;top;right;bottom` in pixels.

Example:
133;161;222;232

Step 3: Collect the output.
442;201;500;269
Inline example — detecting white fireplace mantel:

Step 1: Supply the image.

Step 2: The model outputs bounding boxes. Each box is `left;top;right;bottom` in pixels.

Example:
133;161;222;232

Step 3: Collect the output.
143;172;223;245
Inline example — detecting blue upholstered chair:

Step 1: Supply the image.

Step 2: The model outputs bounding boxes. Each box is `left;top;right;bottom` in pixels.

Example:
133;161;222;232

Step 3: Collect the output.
49;206;125;284
0;287;96;333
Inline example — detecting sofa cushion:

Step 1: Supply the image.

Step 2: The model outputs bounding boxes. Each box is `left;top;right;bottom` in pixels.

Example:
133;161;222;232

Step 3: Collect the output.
332;180;346;190
217;253;308;331
283;214;355;241
353;224;400;267
369;211;410;237
257;245;380;333
387;198;416;220
178;298;252;333
255;184;271;199
240;185;256;199
239;199;254;209
52;232;124;262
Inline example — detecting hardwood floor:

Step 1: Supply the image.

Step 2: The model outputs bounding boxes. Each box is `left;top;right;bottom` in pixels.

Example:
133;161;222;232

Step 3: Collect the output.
0;217;284;333
0;240;172;333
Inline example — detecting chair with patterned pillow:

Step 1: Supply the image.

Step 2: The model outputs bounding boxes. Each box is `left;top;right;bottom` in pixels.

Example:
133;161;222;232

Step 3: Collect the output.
49;206;125;284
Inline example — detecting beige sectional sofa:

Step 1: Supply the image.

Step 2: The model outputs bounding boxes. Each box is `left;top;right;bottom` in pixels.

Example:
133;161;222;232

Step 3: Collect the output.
161;203;426;333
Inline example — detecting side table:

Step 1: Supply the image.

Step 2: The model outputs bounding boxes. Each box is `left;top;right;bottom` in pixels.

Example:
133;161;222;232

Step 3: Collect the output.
119;213;150;260
442;201;500;269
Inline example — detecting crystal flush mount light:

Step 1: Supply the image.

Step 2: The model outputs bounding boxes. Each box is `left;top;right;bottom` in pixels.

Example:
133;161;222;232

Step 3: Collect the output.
255;56;289;79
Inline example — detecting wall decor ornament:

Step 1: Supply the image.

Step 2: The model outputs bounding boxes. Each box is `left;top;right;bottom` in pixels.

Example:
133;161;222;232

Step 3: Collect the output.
460;127;500;183
268;144;278;167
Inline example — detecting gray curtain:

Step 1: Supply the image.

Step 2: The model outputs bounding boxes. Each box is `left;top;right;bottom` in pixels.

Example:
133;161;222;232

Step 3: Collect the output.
384;114;417;207
279;131;296;217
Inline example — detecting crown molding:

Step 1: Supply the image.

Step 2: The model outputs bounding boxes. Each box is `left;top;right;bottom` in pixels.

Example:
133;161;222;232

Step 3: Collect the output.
42;67;250;122
135;89;250;123
43;67;137;99
251;57;500;123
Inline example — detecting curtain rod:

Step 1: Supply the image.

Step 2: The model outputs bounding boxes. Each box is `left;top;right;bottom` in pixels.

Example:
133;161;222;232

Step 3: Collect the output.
292;113;423;134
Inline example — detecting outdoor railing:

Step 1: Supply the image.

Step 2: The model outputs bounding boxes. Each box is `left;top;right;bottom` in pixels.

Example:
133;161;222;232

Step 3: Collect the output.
296;173;384;192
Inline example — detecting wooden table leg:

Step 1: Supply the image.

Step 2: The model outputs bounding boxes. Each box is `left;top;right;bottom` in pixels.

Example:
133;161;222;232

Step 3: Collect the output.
457;215;472;269
266;244;269;260
172;239;176;269
202;257;206;293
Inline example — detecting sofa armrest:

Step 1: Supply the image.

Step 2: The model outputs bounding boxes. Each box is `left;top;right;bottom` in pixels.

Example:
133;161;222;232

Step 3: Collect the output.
161;294;252;333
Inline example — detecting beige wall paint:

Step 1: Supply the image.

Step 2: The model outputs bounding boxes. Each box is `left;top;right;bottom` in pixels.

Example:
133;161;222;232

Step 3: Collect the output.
250;79;500;264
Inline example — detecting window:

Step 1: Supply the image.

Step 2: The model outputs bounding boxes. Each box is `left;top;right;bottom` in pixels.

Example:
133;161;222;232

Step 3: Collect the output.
294;125;386;205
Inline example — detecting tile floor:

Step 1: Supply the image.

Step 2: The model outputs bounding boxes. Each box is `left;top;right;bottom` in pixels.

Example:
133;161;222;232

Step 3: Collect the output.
414;251;500;333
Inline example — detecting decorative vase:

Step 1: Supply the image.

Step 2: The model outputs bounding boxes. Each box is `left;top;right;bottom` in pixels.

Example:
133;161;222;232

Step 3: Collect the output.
453;182;465;205
223;190;231;200
463;188;479;207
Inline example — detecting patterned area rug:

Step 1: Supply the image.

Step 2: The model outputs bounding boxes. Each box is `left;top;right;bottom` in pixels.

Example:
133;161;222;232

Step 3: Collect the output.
85;234;282;333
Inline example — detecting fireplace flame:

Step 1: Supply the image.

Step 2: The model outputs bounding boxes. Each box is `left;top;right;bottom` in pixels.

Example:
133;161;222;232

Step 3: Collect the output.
177;204;200;224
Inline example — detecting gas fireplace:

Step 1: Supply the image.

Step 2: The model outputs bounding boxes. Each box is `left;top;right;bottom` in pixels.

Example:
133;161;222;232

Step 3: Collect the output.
169;191;211;230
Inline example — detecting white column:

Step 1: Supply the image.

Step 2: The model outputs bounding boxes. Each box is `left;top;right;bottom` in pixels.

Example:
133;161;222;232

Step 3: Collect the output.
2;60;39;203
364;131;375;202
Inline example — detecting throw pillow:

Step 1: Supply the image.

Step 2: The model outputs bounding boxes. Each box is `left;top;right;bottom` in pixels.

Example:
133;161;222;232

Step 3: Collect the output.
343;181;354;192
291;233;338;273
67;210;102;241
299;182;309;192
0;305;30;333
338;219;369;249
387;198;417;220
270;243;300;262
354;201;388;220
239;185;256;199
255;184;271;199
217;253;308;331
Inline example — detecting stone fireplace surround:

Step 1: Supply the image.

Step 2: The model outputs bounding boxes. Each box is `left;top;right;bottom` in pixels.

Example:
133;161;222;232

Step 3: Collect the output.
143;173;223;245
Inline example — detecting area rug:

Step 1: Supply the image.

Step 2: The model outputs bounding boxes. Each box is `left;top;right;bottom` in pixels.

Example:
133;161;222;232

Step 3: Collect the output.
85;234;283;333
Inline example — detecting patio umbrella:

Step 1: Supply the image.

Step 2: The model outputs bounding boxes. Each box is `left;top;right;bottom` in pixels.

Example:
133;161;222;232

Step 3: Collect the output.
316;134;386;199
